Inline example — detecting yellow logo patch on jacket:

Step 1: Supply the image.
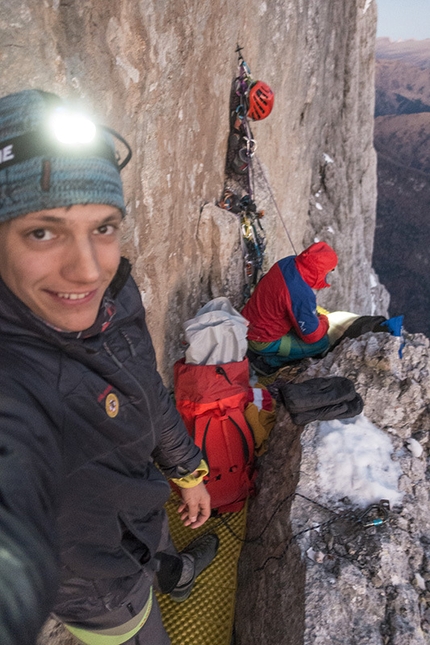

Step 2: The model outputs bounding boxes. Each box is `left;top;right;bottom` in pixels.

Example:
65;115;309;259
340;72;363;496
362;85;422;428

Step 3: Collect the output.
105;392;119;418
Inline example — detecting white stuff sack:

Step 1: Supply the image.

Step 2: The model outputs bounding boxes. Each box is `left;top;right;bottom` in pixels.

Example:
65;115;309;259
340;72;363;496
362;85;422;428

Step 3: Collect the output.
326;311;360;344
184;297;249;365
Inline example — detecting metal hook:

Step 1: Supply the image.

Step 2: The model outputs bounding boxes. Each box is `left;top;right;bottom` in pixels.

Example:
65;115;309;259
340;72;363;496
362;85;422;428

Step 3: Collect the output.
357;499;390;528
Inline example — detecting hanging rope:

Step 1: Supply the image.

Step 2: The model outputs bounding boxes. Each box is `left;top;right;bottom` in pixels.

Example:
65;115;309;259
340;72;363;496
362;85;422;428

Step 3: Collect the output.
253;154;298;255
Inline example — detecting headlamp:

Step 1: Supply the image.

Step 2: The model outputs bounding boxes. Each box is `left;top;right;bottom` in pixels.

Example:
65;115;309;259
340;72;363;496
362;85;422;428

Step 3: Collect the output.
50;107;97;145
0;106;132;172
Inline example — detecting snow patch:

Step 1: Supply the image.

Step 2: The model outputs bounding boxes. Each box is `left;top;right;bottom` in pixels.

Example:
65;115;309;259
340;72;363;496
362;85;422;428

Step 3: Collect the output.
316;203;323;211
363;0;373;14
323;153;334;164
315;415;403;507
406;437;423;458
415;573;426;590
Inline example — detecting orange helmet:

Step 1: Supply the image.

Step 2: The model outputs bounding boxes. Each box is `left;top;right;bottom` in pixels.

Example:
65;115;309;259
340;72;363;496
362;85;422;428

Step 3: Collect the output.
247;81;274;121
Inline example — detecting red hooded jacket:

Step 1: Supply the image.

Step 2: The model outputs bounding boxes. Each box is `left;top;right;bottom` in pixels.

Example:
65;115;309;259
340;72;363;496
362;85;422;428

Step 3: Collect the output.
242;242;338;343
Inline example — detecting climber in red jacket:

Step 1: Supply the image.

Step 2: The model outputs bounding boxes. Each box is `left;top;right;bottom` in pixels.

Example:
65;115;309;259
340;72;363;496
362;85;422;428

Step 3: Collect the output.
242;242;338;373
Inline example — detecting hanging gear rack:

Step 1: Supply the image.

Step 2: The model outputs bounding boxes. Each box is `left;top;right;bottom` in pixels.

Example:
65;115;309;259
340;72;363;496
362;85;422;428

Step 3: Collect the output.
219;45;297;301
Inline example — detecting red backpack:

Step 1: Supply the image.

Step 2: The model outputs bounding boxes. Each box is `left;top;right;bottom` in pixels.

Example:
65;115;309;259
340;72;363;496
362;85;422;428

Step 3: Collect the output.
174;357;256;514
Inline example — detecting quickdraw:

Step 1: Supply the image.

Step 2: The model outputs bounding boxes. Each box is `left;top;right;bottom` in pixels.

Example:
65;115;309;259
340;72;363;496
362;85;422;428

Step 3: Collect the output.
218;190;266;301
229;45;262;194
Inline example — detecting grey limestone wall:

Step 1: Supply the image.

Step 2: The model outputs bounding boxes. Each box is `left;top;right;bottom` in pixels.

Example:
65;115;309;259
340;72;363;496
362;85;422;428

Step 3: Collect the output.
0;0;387;383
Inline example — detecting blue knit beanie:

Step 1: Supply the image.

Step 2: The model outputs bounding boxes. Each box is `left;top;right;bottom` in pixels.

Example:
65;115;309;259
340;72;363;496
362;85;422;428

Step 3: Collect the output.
0;89;126;222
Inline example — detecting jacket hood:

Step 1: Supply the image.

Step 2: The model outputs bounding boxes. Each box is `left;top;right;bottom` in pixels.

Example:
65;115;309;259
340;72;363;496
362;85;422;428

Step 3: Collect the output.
294;242;338;289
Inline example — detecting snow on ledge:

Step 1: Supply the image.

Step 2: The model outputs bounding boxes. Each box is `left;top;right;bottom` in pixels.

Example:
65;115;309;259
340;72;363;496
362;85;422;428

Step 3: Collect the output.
315;414;403;507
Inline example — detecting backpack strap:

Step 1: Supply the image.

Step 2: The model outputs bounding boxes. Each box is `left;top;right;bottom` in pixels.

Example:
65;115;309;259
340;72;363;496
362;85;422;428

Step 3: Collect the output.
193;407;254;482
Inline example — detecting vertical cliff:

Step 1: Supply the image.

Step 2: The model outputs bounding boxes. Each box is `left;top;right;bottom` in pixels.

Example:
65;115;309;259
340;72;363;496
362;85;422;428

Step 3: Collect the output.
0;0;387;385
236;331;430;644
0;3;396;643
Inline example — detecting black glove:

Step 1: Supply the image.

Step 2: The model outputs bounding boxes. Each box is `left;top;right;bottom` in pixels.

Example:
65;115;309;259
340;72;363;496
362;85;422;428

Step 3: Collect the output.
278;376;358;413
289;393;364;425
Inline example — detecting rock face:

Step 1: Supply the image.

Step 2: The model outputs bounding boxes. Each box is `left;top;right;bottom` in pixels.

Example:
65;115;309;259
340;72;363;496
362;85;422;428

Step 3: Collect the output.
0;0;386;386
0;1;398;643
235;331;430;644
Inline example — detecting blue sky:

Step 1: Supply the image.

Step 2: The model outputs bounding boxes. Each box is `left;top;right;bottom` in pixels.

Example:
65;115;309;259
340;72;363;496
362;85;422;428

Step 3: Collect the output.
377;0;430;40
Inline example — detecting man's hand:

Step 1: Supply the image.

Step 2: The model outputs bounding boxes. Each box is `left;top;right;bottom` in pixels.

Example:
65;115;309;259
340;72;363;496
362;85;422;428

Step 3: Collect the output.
177;482;211;529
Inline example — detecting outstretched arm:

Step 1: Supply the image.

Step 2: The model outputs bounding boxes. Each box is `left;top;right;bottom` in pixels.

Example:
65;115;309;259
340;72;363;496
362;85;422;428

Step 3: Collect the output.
0;391;61;645
0;506;58;645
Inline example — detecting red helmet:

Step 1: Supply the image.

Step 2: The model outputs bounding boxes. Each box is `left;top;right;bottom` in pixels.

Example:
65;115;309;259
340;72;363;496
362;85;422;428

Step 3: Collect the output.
247;81;274;121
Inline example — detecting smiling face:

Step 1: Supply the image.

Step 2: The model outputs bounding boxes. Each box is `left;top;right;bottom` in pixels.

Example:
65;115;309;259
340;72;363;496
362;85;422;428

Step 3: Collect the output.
0;204;122;332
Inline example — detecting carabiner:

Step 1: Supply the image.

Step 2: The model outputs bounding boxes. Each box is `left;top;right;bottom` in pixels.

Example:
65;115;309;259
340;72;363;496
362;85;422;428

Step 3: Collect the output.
357;499;390;528
246;138;256;154
235;104;246;119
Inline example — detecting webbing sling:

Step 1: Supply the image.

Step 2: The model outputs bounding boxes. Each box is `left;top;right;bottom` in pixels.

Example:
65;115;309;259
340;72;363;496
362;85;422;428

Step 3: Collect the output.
63;587;153;645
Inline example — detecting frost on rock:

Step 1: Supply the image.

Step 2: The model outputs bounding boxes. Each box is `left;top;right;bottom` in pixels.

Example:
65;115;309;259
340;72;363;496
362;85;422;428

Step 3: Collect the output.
323;153;334;164
236;331;430;645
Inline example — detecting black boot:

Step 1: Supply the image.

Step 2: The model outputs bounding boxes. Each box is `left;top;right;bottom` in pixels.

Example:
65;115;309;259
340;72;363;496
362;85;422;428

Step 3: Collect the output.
170;534;219;602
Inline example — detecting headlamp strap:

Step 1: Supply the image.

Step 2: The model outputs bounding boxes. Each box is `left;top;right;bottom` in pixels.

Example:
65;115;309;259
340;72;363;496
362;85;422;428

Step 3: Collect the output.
0;130;118;171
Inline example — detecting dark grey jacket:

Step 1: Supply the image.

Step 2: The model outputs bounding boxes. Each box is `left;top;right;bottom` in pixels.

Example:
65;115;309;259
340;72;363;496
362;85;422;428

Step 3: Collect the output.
0;259;201;643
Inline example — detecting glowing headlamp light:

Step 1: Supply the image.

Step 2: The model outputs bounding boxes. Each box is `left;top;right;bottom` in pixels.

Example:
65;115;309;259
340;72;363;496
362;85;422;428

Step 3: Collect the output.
50;108;97;145
0;107;132;171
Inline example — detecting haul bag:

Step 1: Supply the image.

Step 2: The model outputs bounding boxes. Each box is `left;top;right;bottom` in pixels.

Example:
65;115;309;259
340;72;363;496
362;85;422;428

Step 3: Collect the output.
174;358;256;514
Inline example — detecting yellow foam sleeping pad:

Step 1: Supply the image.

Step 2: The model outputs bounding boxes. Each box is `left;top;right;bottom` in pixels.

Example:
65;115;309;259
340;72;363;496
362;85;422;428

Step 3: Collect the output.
158;492;248;645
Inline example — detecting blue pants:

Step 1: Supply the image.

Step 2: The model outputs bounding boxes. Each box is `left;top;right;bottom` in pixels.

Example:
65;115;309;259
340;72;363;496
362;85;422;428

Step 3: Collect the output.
249;332;330;367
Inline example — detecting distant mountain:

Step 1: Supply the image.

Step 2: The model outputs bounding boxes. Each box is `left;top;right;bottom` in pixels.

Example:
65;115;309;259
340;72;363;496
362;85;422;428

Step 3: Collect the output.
375;38;430;117
374;112;430;174
376;38;430;68
375;62;430;117
373;39;430;338
373;155;430;338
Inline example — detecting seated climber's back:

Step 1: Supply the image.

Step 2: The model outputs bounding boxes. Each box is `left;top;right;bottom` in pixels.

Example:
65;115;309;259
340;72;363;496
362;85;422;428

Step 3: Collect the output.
242;242;338;371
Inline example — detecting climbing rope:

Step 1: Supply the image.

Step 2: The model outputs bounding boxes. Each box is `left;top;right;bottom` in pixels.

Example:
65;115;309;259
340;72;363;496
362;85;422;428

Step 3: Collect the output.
213;492;391;571
253;154;297;255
